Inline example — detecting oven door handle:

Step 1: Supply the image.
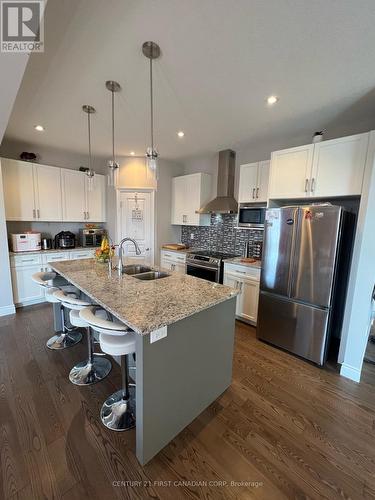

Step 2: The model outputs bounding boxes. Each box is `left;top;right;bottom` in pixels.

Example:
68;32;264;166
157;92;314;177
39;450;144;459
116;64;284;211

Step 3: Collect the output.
186;262;219;271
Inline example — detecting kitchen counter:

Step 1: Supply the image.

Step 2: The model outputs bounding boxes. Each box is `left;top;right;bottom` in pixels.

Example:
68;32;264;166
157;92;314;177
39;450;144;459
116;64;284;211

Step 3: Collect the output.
9;246;94;256
50;257;238;466
225;257;262;269
50;258;237;335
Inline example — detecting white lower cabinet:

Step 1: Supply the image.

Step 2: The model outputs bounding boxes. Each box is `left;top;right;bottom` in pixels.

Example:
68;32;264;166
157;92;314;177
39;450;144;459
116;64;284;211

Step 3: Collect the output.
160;250;186;274
10;249;96;307
11;265;45;306
224;262;261;324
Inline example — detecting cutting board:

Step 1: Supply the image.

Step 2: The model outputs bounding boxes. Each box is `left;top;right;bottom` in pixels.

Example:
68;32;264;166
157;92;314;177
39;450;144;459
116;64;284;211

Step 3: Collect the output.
162;243;188;251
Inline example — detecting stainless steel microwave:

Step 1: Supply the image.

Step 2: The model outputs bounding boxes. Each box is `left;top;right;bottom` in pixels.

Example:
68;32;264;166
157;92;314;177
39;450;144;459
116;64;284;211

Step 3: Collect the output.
238;204;266;229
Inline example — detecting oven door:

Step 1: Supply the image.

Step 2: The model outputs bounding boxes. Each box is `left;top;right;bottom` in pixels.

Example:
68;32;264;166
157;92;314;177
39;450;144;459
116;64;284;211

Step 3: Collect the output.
238;206;265;228
186;262;220;283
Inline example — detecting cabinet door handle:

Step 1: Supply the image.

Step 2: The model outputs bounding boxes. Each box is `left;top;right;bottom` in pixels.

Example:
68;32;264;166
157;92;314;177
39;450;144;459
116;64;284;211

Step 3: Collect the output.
33;209;36;219
37;209;40;219
87;211;89;219
304;178;309;193
252;188;256;199
310;178;315;192
83;211;86;220
256;187;259;198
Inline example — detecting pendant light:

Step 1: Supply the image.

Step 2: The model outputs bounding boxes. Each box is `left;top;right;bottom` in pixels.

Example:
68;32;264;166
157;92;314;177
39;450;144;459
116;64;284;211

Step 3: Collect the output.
142;41;160;181
82;105;96;192
106;80;121;187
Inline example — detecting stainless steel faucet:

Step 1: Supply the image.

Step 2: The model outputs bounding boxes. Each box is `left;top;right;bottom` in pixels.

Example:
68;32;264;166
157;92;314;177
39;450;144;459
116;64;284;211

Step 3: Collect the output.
117;237;142;277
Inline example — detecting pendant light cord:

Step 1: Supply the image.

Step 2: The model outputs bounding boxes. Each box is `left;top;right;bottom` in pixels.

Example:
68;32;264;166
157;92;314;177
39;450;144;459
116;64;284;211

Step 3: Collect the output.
150;55;154;152
111;89;115;162
87;111;92;172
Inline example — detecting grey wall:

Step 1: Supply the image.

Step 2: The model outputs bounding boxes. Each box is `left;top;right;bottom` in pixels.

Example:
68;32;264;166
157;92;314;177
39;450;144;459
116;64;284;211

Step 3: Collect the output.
0;50;31;315
0;138;107;173
0;161;15;313
339;130;375;381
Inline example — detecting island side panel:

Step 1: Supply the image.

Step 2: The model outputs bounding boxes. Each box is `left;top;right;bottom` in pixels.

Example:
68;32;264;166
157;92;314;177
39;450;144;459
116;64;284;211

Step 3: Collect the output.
135;296;236;465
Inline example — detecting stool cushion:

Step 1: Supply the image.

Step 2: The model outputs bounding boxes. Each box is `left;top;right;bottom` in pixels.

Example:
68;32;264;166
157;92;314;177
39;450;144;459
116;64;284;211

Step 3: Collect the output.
99;332;136;356
53;289;91;308
31;271;57;287
80;306;128;332
70;308;108;328
69;309;88;328
45;287;60;303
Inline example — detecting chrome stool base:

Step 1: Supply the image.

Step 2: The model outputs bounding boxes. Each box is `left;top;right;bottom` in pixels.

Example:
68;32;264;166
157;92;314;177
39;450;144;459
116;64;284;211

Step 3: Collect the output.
100;387;136;431
46;331;82;350
69;356;112;386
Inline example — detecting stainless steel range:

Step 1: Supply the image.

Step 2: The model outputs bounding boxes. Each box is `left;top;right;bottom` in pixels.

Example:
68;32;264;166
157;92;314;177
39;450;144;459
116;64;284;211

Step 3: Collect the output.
186;250;239;283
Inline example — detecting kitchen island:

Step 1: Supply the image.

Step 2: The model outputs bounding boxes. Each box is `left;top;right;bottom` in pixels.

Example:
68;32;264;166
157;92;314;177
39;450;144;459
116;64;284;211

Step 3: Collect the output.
50;258;238;465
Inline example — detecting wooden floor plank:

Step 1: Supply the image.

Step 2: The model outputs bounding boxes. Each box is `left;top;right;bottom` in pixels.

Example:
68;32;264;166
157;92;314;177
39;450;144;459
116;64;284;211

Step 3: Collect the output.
1;304;375;499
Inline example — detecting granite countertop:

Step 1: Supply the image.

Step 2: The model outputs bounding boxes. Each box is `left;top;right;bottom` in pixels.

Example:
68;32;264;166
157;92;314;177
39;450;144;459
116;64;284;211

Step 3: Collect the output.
225;257;262;269
50;259;239;336
9;246;95;256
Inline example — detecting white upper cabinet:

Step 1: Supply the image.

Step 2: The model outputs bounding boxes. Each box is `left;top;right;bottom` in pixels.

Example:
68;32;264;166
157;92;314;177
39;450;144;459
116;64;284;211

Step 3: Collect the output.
2;158;106;222
33;164;63;221
269;133;369;200
61;169;86;222
2;159;63;221
238;160;270;203
238;163;258;202
269;144;314;199
171;176;186;225
171;173;211;226
2;159;36;220
86;174;106;222
310;133;369;197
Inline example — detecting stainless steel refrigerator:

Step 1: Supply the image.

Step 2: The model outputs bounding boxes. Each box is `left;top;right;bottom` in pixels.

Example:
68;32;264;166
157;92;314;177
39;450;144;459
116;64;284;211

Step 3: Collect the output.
257;205;354;365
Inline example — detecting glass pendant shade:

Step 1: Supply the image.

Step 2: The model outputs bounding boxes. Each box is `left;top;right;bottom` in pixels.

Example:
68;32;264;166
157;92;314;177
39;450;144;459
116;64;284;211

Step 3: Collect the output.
82;104;96;192
86;170;95;192
146;147;158;181
105;80;121;189
143;41;160;186
107;159;119;187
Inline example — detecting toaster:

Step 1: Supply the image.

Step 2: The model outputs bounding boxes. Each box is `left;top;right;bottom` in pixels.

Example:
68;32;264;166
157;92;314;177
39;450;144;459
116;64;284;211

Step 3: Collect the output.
11;232;41;252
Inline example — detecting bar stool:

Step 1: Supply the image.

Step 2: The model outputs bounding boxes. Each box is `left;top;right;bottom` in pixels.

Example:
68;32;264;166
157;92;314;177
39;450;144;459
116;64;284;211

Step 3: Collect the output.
31;272;82;350
80;307;136;431
47;285;90;350
68;306;112;386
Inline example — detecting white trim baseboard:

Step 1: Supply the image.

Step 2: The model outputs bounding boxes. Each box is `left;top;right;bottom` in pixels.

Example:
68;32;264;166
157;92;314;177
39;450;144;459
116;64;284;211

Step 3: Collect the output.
340;362;361;383
0;304;16;316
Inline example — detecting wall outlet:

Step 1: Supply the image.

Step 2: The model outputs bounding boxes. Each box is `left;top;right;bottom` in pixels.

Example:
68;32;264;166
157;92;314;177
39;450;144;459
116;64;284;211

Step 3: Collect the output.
150;326;167;344
190;233;194;240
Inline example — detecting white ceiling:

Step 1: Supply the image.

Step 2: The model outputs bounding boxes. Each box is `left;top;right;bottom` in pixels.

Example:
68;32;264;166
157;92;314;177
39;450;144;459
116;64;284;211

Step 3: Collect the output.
3;0;375;161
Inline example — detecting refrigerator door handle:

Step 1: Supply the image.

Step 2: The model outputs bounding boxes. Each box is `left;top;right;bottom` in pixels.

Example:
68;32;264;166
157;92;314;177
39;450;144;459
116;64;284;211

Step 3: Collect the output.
287;208;299;298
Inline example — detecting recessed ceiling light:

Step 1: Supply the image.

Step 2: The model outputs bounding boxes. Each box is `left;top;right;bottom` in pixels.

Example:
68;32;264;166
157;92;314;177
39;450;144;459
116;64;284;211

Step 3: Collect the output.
130;151;135;156
266;95;279;105
34;125;44;131
177;131;185;138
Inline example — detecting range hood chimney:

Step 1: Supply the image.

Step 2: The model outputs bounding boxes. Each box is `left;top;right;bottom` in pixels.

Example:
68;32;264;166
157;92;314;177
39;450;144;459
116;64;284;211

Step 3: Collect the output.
198;149;238;214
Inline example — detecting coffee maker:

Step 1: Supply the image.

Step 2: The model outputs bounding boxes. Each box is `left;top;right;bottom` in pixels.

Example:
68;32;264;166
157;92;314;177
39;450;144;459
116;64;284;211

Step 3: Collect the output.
54;231;76;249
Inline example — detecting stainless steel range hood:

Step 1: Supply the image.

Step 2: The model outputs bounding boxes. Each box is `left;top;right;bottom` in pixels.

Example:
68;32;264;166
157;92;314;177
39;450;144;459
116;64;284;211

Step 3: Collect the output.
198;149;238;214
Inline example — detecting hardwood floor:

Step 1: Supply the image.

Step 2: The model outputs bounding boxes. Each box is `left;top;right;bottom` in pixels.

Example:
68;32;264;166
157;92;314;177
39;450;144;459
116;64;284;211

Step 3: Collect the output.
1;304;375;499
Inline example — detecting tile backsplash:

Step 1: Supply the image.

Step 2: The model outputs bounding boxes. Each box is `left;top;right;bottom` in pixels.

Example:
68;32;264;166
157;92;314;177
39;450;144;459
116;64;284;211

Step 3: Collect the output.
180;214;263;258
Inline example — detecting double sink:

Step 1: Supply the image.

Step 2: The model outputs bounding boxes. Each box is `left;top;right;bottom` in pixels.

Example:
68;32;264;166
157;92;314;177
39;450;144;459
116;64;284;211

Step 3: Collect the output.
122;264;170;281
